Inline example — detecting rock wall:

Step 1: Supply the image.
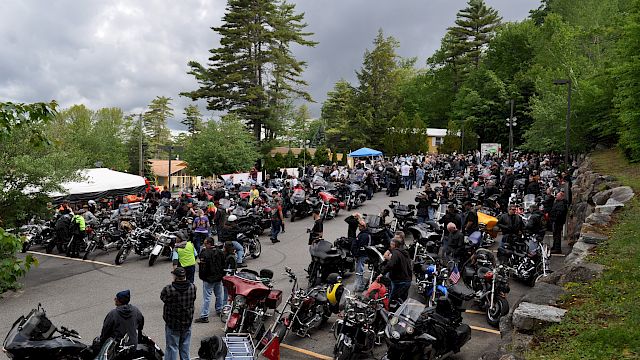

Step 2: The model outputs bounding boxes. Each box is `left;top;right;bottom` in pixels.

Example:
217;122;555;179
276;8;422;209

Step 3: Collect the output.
480;156;635;360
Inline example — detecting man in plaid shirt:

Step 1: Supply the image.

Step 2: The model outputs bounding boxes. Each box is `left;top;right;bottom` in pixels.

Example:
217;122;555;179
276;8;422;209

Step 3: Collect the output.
161;267;197;360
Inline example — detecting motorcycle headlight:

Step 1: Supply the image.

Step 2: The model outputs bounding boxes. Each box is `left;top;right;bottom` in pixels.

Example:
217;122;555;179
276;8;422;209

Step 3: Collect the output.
291;297;302;308
406;325;414;335
389;316;398;326
356;312;366;323
347;309;356;320
391;330;401;340
234;295;247;307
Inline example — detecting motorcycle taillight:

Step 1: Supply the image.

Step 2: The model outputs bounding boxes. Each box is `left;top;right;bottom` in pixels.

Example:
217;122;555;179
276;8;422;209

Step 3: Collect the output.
484;271;494;280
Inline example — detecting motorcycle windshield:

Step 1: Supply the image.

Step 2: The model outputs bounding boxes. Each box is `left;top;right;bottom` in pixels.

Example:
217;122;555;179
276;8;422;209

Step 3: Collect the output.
394;298;426;324
364;215;382;228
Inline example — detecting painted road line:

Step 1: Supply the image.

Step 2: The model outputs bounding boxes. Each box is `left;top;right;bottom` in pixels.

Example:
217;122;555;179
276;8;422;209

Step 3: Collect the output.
550;253;566;257
280;343;333;360
27;251;120;268
465;309;485;315
470;325;501;335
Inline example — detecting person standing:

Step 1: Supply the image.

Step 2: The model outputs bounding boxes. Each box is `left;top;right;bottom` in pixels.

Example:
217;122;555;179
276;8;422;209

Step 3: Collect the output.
308;209;324;245
161;267;197;360
173;232;198;284
401;163;411;190
248;184;260;206
550;191;568;254
381;238;412;303
194;238;225;323
99;290;144;350
351;221;371;292
192;209;209;253
269;192;284;244
416;166;425;189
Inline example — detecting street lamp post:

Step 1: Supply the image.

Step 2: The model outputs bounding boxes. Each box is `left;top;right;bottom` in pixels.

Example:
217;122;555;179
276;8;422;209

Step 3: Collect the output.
506;100;517;165
553;79;572;170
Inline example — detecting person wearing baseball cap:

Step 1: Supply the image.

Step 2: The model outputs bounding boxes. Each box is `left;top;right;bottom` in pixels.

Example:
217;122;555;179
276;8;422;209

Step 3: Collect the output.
98;289;144;350
161;267;197;359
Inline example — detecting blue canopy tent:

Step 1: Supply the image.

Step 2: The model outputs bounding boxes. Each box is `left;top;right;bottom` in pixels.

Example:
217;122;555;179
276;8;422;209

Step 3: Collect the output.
348;147;383;158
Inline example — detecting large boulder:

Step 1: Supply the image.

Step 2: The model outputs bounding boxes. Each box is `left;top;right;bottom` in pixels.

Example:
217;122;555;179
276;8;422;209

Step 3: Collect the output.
579;231;608;245
512;302;567;333
595;199;624;216
520;282;566;306
557;263;605;286
609;186;634;204
585;212;611;226
592;189;613;206
565;241;596;265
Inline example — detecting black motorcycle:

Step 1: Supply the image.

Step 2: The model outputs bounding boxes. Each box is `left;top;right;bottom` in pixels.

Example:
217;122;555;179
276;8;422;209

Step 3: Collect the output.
3;304;163;360
388;201;416;232
114;227;156;265
382;297;471;360
82;219;125;260
19;220;54;253
333;293;388;360
307;238;353;287
498;234;551;286
261;267;332;345
407;221;442;264
345;183;367;211
289;191;320;222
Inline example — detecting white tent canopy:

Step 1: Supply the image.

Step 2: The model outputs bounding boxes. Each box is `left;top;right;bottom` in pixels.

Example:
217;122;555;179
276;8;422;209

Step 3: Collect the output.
50;168;147;202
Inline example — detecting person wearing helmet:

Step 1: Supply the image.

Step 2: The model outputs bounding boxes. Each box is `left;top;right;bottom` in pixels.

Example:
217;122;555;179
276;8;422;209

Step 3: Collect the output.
217;215;245;268
87;199;97;214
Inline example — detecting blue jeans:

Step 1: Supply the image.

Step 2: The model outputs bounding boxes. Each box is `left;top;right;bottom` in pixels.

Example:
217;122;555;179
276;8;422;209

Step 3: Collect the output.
200;280;224;318
417;215;427;225
428;207;435;220
232;241;244;264
403;176;411;190
165;325;191;360
416;177;423;189
270;219;282;241
355;256;367;291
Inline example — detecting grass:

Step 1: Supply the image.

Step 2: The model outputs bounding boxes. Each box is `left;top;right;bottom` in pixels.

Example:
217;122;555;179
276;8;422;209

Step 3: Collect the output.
527;149;640;360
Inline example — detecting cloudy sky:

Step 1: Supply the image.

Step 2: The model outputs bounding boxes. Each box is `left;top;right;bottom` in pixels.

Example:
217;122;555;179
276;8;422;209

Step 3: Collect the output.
0;0;539;130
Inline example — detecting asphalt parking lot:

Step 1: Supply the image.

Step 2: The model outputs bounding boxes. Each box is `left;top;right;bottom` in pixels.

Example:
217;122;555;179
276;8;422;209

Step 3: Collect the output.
0;185;566;359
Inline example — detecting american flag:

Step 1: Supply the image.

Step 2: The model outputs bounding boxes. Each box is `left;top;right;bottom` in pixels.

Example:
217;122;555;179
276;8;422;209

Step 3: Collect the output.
449;265;461;284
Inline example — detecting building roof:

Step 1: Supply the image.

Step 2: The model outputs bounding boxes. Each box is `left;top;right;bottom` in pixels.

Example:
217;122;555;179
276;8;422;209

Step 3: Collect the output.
148;159;188;177
426;128;461;137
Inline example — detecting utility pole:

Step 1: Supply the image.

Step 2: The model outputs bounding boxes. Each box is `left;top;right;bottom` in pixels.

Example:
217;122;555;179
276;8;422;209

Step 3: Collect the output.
506;100;517;165
138;114;143;176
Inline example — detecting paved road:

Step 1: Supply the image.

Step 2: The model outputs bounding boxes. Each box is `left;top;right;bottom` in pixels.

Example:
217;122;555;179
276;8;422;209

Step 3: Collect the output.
0;186;566;359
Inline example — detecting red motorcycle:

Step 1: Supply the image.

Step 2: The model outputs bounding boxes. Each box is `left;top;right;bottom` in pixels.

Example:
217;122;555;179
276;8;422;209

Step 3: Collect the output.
318;191;343;220
221;269;283;339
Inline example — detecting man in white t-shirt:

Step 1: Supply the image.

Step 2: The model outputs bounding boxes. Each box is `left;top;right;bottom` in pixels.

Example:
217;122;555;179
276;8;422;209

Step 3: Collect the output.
401;163;411;190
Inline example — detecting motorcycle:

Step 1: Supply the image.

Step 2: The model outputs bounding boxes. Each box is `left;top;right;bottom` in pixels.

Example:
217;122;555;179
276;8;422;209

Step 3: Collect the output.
148;228;177;267
289;190;320;222
307;238;353;287
461;249;511;327
498;234;551;286
382;297;471;360
333;292;388;360
114;227;156;265
345;183;367;211
221;269;282;340
407;221;442;264
261;267;332;345
388;201;416;232
237;227;262;261
18;221;52;253
82;220;125;260
318;191;342;221
3;304;163;360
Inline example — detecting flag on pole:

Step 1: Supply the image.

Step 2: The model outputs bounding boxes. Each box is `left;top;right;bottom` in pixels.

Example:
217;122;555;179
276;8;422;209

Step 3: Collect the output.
449;264;461;284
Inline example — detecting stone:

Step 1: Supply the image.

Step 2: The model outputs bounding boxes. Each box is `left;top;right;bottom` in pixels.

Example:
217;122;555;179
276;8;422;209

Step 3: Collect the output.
558;263;605;286
521;282;566;306
512;302;567;333
609;186;635;204
585;212;611;226
564;241;596;265
580;231;608;244
595;199;624;216
592;189;613;206
579;223;600;234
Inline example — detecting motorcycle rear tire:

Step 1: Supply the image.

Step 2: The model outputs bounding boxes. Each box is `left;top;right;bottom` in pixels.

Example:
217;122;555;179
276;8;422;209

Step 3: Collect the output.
486;297;509;327
115;247;130;265
528;262;544;287
308;262;321;287
149;254;158;266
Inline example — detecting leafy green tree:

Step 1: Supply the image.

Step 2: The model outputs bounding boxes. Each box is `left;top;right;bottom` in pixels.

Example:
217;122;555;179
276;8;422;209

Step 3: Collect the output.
182;0;316;142
144;96;173;158
331;150;339;164
288;104;311;146
0;101;82;292
313;145;330;165
182;114;259;176
615;0;640;161
273;152;285;169
448;0;502;69
182;104;203;135
284;149;296;167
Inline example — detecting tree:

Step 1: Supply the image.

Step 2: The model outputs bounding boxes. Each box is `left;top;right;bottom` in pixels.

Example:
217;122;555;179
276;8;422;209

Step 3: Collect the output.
448;0;502;69
322;80;359;151
0;101;81;292
284;149;296;167
182;105;203;135
313;145;330;165
182;0;316;142
144;96;172;158
182;114;259;176
288;104;311;146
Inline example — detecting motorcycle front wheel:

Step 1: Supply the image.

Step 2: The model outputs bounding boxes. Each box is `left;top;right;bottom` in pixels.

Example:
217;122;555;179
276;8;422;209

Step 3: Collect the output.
308;262;321;287
334;339;356;360
21;241;31;253
82;242;96;260
250;239;261;259
486;297;509;327
149;254;158;266
115;247;130;265
290;210;296;222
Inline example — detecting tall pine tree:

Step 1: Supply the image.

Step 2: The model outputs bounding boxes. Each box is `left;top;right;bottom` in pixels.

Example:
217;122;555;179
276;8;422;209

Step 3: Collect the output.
182;0;316;143
143;96;172;158
182;104;203;135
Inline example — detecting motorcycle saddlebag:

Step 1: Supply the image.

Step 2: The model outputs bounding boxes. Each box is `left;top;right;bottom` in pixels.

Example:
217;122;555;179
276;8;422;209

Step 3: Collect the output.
266;289;283;309
453;323;471;352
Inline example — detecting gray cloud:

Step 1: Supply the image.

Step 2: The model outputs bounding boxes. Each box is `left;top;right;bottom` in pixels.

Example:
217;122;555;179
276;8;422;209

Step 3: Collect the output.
0;0;538;129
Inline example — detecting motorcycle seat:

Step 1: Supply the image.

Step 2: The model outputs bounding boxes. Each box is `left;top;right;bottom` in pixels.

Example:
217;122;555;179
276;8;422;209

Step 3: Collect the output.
448;283;475;301
308;287;328;303
463;266;476;279
310;240;341;260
